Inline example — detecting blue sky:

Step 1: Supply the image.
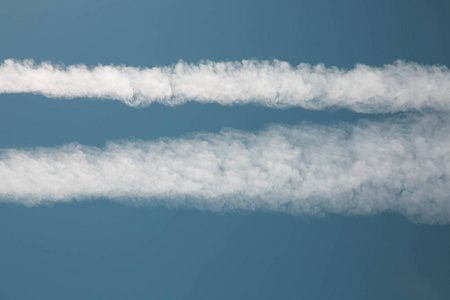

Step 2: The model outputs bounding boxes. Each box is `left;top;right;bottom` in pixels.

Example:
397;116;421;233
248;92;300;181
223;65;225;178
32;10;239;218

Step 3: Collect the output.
1;0;450;299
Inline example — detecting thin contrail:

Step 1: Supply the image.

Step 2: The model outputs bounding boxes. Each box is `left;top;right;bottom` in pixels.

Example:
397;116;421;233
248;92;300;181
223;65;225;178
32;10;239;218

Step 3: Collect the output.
1;59;449;113
1;113;449;223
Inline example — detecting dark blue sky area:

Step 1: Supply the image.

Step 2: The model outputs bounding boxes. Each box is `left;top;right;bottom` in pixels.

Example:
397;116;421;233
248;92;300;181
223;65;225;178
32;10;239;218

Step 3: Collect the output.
1;1;449;299
1;203;450;300
1;0;449;67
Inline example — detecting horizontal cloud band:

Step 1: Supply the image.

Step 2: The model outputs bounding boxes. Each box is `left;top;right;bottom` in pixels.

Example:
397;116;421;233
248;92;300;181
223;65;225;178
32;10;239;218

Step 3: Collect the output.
1;114;449;223
1;59;449;113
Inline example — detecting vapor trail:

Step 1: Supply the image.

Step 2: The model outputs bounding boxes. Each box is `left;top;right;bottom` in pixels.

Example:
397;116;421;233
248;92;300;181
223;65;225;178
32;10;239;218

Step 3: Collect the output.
1;59;449;113
1;114;449;223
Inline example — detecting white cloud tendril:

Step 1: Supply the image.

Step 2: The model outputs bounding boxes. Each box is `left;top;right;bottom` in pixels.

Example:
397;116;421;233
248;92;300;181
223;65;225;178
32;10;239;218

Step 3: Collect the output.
1;59;449;113
1;114;449;223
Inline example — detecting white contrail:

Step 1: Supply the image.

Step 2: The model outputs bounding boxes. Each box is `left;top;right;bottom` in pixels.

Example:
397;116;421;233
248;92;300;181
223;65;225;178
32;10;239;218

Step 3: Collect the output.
1;59;449;113
1;113;449;223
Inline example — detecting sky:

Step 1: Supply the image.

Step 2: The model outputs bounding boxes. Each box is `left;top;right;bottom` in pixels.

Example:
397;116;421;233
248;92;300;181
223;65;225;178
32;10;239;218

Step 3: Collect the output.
0;0;450;299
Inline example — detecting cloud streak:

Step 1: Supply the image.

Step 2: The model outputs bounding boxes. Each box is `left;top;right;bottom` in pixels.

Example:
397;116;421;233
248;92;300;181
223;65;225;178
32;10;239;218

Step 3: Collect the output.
1;59;449;113
1;114;449;223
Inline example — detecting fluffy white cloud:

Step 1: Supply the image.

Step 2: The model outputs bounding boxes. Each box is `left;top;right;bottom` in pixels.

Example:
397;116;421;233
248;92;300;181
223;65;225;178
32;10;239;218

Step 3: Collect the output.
1;59;449;113
1;113;449;223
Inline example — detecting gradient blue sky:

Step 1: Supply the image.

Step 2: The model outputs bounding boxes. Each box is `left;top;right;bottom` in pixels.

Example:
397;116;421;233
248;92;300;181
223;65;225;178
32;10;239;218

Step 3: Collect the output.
1;0;450;299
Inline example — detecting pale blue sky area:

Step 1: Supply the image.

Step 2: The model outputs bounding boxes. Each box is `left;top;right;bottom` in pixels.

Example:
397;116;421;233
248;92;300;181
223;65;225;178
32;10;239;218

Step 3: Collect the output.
0;0;449;299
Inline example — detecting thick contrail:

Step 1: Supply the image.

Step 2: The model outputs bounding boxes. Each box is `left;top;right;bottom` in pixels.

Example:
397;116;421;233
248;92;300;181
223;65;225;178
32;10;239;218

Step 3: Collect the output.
1;59;449;113
1;113;449;223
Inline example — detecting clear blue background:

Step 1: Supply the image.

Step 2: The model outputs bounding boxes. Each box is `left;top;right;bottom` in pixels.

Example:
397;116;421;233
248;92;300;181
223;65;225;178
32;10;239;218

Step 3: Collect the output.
1;0;450;299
